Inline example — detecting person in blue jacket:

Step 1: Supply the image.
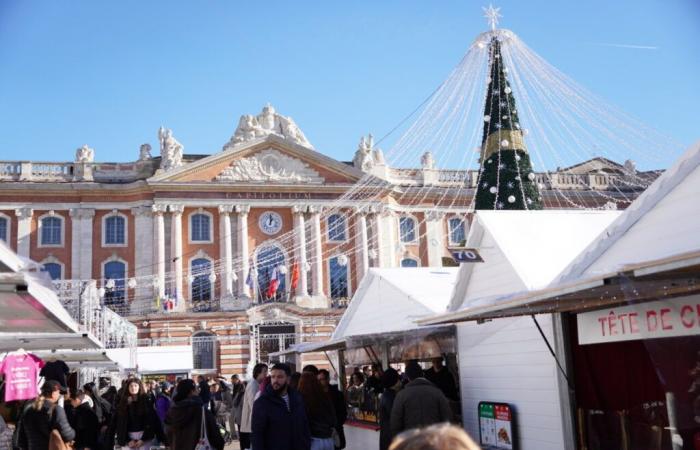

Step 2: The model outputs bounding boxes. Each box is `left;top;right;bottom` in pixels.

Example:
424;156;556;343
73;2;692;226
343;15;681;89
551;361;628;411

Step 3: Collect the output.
251;362;311;450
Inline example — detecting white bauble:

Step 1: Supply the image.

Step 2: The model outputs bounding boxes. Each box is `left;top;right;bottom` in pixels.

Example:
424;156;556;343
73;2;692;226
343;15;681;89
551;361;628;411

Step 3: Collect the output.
489;186;498;194
483;115;491;122
337;254;349;267
127;278;137;289
500;139;509;147
527;172;535;181
504;87;512;94
278;265;288;275
508;195;516;203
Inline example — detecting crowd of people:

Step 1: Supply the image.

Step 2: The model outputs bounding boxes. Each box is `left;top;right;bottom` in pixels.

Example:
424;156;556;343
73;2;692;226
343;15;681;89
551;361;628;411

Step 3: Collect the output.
2;356;480;450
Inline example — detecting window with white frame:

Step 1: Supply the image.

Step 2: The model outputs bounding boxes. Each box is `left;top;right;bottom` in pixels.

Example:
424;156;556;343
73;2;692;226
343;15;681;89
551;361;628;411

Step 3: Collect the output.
399;216;417;243
329;256;349;299
191;258;212;303
0;216;7;243
400;257;419;268
104;214;126;245
40;216;63;246
42;262;62;280
192;331;216;370
448;217;466;245
327;214;347;242
103;260;126;305
191;213;212;242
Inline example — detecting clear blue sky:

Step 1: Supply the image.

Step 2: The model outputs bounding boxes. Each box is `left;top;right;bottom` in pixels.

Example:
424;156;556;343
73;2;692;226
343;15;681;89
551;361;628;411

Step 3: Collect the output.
1;0;698;166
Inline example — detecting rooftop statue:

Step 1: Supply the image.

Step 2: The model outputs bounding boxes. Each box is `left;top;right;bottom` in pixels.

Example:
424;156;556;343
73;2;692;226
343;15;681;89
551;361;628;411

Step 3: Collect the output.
228;104;314;149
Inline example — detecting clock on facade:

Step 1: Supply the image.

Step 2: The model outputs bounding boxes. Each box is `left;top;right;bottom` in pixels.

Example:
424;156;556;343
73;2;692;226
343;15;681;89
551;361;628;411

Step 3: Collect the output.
258;211;283;235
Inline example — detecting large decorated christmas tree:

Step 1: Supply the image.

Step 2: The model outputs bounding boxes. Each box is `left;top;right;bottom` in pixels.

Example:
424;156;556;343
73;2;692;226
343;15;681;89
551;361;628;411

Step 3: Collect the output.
474;34;542;210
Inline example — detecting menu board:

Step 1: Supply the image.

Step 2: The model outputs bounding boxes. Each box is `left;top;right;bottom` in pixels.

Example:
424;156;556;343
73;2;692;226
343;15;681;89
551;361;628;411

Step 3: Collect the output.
478;402;515;449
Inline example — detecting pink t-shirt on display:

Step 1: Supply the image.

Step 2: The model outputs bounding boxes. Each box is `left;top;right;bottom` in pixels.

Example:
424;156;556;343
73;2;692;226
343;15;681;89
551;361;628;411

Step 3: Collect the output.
0;353;45;402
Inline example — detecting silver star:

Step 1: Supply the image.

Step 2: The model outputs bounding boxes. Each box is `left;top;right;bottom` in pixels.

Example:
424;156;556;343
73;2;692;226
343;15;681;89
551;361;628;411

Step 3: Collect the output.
496;202;504;209
507;181;514;188
498;163;505;169
483;4;502;31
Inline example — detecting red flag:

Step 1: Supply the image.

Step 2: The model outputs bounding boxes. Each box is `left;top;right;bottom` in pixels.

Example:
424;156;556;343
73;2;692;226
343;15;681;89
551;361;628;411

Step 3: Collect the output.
266;267;280;298
290;261;300;291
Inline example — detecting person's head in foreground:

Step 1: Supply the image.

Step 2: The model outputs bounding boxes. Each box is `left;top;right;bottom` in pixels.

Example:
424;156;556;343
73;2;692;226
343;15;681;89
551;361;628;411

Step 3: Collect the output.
270;362;291;395
389;424;481;450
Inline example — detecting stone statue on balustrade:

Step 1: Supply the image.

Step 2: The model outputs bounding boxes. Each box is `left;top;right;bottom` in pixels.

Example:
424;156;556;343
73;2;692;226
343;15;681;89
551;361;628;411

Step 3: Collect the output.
421;151;436;170
138;144;152;161
158;127;184;171
227;104;314;149
353;133;386;172
75;145;95;163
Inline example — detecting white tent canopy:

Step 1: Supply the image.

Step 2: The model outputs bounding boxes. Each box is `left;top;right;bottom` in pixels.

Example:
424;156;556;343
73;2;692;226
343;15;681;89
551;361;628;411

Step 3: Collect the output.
107;346;194;374
448;210;621;312
33;349;120;369
333;268;459;340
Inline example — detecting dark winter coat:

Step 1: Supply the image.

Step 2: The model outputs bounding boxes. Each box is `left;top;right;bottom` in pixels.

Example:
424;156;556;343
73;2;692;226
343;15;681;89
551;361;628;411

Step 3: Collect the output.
389;378;452;437
424;366;459;401
198;380;211;405
379;389;397;450
18;400;76;450
165;396;224;450
109;398;166;447
66;403;99;450
306;395;335;439
251;384;311;450
327;385;347;449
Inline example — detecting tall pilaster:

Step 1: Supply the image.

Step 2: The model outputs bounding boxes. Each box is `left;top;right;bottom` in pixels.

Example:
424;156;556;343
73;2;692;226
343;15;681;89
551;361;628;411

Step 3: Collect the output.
380;207;397;267
219;205;235;299
14;208;32;258
371;206;385;268
131;206;154;305
426;210;446;267
152;205;167;299
235;205;251;298
169;205;184;307
307;206;324;297
355;208;369;280
292;205;308;298
69;208;94;280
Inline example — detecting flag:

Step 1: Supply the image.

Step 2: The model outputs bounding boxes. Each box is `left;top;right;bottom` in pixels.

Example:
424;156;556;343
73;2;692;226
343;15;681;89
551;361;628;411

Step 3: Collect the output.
290;260;300;291
266;267;280;298
246;267;255;292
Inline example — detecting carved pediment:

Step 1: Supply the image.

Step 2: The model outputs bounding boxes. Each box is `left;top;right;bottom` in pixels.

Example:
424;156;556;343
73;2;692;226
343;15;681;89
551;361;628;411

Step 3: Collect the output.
215;148;324;184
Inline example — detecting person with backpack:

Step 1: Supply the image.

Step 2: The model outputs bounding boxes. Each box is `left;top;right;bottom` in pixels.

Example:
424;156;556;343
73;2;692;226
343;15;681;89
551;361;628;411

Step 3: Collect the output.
165;379;224;450
17;380;75;450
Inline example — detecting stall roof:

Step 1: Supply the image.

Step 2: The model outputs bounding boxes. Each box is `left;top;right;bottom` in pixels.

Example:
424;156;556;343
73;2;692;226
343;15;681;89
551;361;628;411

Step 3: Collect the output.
333;268;459;339
107;345;194;374
555;139;700;284
448;210;620;311
269;338;346;358
33;349;120;369
419;250;700;325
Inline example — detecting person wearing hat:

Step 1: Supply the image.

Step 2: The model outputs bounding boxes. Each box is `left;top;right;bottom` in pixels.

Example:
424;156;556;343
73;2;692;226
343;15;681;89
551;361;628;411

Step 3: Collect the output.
379;368;401;450
17;380;76;450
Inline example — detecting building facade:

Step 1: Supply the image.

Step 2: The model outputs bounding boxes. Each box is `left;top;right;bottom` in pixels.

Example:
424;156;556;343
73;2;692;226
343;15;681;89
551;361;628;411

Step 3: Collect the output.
0;105;657;376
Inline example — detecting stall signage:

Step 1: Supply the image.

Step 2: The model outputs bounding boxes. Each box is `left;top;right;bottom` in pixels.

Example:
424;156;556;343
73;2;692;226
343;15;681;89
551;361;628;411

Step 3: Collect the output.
577;295;700;345
450;248;484;263
479;402;514;449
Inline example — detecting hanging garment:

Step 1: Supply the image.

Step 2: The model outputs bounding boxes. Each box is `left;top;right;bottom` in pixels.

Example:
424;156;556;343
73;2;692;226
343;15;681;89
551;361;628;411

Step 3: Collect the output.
0;352;45;402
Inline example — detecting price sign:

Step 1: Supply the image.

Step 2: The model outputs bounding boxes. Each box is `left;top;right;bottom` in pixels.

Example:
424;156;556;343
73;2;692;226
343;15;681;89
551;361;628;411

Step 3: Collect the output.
479;402;515;449
449;248;484;263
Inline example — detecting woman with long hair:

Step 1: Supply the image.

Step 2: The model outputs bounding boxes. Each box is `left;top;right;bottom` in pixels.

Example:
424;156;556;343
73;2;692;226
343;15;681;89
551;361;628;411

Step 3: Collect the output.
108;377;165;450
17;380;75;450
297;372;336;450
165;379;224;450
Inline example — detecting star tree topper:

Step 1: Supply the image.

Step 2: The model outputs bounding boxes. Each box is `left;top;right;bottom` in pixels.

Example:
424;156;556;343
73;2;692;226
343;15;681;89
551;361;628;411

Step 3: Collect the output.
483;4;502;31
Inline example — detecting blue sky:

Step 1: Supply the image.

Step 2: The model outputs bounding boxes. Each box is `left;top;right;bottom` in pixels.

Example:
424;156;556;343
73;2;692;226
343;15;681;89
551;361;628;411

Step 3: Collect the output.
0;0;698;167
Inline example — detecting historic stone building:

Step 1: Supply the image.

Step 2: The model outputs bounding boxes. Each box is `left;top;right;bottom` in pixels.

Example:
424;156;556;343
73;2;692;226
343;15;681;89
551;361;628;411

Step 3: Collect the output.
0;105;657;376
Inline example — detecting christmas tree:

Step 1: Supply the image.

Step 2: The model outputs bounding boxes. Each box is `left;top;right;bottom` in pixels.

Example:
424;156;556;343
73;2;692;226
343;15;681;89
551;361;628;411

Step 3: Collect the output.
474;36;542;210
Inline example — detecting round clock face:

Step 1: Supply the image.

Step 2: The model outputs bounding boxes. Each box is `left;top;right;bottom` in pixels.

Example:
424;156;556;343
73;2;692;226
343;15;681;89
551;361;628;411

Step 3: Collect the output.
258;211;283;235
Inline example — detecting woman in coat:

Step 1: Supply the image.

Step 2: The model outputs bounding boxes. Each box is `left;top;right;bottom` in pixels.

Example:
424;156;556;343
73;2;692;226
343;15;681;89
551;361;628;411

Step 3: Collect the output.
298;372;336;450
378;369;401;450
165;379;224;450
18;380;75;450
108;377;165;450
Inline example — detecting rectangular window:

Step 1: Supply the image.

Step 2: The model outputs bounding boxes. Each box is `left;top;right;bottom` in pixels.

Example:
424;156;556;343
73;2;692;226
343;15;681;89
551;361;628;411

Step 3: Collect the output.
449;218;466;245
191;214;211;242
399;217;416;243
0;218;6;242
105;216;126;245
327;215;347;242
329;257;349;299
41;217;62;245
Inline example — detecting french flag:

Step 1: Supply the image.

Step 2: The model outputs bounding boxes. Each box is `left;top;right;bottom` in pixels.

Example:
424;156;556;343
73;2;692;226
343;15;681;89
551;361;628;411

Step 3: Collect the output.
266;267;280;298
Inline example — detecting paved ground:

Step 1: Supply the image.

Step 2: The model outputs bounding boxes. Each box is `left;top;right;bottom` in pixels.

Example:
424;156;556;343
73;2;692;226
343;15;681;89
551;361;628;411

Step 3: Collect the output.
225;440;241;450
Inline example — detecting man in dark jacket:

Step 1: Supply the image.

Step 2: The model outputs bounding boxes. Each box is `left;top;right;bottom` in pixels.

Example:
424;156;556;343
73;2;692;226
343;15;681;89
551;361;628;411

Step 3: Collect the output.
197;375;211;409
66;390;99;450
424;357;459;401
18;380;76;450
166;379;225;450
390;361;452;439
251;363;310;450
318;369;347;450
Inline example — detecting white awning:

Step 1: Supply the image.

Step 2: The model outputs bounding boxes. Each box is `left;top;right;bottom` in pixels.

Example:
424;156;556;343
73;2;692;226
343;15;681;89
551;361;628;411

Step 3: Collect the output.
33;349;120;369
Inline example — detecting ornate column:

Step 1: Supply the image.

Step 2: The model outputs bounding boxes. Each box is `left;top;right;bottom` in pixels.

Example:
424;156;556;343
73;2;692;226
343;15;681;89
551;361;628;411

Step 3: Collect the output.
131;206;154;305
218;205;235;299
379;207;397;267
307;206;324;297
14;208;32;258
152;205;167;299
426;210;446;267
355;207;369;280
169;205;184;307
235;205;251;298
292;205;308;297
370;205;384;268
69;208;95;280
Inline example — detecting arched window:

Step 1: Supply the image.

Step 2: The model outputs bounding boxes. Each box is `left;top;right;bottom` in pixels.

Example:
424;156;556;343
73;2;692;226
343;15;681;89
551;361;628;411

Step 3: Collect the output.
0;216;7;243
104;215;126;245
40;216;63;246
329;256;349;299
42;262;62;280
327;214;347;242
192;331;216;370
191;258;212;307
191;213;211;242
256;245;286;303
400;258;419;268
399;216;417;243
103;260;126;305
448;217;466;245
